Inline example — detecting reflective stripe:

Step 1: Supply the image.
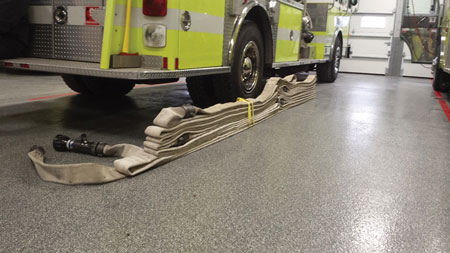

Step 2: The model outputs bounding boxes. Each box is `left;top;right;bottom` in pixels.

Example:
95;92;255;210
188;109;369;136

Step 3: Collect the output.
29;5;225;34
28;6;53;24
28;5;102;26
67;6;87;26
181;12;224;35
277;27;301;42
311;35;333;45
114;6;224;35
179;0;226;18
182;12;224;35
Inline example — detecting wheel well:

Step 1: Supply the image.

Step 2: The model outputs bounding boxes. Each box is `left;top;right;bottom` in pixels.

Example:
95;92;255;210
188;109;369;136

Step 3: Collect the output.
244;7;274;65
331;31;343;60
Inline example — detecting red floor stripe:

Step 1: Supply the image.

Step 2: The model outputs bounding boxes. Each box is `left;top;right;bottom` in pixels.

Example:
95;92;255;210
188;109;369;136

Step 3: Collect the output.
27;92;78;101
439;100;450;123
435;91;450;124
435;90;443;99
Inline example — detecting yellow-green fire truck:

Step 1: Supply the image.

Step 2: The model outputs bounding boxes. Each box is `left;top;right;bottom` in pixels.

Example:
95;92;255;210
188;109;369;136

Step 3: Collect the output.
430;0;450;92
401;0;450;92
1;0;358;107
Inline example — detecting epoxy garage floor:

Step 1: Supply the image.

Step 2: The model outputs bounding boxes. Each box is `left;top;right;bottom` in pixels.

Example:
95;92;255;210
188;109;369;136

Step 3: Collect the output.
1;69;450;252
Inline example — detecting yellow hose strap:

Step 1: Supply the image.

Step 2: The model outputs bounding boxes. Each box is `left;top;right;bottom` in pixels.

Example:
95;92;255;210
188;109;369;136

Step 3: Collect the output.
237;98;255;126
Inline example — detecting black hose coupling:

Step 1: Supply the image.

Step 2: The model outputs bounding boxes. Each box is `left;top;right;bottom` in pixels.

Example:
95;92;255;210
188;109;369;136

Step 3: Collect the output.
53;134;107;157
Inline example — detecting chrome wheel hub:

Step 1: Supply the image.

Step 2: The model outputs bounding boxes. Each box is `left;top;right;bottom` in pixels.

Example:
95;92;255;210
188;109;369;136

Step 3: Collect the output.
240;41;260;94
242;57;253;80
334;46;342;74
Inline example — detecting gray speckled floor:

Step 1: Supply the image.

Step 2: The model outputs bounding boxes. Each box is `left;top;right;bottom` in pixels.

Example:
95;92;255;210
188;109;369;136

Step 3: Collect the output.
1;70;450;252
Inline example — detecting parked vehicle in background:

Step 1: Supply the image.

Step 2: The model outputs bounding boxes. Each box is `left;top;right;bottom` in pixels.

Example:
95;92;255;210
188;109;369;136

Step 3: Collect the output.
401;0;450;92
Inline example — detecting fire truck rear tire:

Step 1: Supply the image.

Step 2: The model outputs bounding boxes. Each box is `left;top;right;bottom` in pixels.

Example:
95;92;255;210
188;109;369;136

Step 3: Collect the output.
233;21;265;98
186;76;217;108
433;68;450;92
317;38;342;83
215;21;265;102
61;74;90;95
82;77;135;97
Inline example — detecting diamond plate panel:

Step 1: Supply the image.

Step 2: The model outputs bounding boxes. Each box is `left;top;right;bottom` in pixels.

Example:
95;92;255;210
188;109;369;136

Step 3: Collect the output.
141;55;163;69
29;0;52;5
54;25;103;62
28;25;53;58
54;0;103;6
30;0;103;5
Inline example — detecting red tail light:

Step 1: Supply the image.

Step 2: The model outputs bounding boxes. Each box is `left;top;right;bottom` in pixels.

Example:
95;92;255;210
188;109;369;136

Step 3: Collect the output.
143;0;167;16
163;57;168;69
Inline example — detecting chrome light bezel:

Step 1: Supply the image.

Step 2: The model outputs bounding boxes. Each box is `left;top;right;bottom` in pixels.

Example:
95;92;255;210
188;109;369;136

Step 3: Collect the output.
143;23;167;48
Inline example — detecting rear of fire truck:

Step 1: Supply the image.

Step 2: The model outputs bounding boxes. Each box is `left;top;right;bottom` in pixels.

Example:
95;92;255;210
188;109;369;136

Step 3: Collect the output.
401;0;450;92
0;0;357;107
429;0;450;92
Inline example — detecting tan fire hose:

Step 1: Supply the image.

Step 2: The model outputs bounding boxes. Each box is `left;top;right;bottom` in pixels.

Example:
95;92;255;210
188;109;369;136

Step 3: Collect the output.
28;75;317;185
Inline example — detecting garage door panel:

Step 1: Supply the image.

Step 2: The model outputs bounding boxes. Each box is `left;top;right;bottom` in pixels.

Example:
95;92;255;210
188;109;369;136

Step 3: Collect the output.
342;0;394;76
357;1;396;12
349;37;390;58
341;58;388;74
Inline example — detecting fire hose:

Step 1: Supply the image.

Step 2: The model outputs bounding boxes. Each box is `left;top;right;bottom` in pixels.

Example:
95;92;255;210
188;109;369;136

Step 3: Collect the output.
27;75;317;185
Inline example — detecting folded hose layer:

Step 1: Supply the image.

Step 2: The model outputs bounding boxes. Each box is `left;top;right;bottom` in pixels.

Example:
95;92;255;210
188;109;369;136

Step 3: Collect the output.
28;74;317;185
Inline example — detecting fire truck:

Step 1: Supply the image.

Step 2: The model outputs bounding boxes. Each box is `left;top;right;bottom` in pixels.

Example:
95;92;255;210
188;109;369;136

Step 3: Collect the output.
401;0;450;92
424;0;450;93
1;0;358;107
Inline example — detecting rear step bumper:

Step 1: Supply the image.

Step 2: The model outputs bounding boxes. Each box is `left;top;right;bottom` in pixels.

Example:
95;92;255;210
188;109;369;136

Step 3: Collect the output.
1;58;231;80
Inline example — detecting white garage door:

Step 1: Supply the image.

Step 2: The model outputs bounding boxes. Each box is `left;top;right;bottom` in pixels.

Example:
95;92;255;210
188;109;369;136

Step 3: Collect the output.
341;0;432;78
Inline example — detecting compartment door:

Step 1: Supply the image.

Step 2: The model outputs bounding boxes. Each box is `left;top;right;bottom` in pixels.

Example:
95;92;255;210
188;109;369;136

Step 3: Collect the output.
28;0;105;62
28;0;55;58
177;1;226;69
275;3;303;63
53;0;104;62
